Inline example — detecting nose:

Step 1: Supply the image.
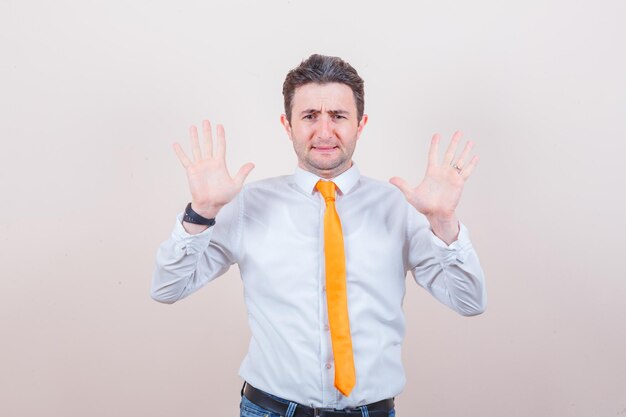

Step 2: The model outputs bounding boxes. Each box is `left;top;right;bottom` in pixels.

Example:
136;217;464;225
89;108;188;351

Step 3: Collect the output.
317;114;332;139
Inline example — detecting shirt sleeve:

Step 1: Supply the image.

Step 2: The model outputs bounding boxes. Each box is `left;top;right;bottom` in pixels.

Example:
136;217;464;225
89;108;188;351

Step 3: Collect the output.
151;194;243;304
406;204;487;316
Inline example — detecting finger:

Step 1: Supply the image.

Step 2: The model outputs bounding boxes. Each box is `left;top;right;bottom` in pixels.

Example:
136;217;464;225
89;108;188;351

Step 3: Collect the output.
389;176;413;199
460;155;479;180
427;133;441;167
234;162;255;187
190;125;202;161
173;142;192;168
454;140;474;169
202;120;213;158
215;124;226;160
443;131;463;166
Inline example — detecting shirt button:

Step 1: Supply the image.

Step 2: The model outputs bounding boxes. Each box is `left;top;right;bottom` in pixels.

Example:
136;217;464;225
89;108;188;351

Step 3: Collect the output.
324;324;330;331
325;363;332;369
322;286;326;292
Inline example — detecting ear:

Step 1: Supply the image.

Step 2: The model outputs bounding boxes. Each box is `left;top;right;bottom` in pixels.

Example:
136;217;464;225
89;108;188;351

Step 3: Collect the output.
356;114;368;139
280;114;292;139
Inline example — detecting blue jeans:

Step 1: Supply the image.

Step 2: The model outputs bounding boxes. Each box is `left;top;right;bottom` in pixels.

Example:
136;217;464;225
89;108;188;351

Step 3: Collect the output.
239;395;396;417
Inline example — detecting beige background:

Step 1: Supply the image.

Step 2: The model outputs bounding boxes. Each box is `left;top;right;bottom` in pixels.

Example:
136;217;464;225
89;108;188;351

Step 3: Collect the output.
2;0;625;416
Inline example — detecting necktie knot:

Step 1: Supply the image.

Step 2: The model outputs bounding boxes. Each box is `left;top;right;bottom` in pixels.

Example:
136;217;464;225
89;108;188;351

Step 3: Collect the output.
316;180;337;202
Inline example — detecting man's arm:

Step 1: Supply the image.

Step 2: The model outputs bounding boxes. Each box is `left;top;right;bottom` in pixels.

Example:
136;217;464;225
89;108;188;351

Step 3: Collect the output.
151;197;242;304
391;131;486;315
151;120;253;303
406;207;486;316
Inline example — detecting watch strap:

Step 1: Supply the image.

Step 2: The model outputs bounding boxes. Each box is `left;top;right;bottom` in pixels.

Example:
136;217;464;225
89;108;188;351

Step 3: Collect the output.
183;203;216;226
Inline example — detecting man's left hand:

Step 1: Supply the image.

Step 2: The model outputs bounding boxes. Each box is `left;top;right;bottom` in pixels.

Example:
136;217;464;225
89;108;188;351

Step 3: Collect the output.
390;131;479;245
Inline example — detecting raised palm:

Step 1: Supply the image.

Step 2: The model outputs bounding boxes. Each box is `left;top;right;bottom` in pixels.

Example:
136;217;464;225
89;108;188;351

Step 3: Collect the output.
173;120;254;218
390;131;479;240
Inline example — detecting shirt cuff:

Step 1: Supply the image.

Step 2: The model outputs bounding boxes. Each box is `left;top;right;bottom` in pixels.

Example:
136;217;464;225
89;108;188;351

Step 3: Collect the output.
171;212;215;255
430;222;473;264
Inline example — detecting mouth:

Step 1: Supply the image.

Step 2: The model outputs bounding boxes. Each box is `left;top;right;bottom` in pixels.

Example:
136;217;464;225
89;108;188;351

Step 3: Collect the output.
312;145;338;153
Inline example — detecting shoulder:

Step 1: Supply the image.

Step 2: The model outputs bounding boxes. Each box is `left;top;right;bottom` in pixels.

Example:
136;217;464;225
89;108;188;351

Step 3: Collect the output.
242;175;292;192
355;175;405;201
356;175;424;219
240;175;296;205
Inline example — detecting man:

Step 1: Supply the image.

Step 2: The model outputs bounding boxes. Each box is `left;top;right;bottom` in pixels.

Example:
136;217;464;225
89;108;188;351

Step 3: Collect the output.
152;54;486;417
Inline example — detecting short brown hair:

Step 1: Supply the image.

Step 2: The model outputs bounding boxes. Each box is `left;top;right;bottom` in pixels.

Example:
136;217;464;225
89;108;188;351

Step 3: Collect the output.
282;54;365;123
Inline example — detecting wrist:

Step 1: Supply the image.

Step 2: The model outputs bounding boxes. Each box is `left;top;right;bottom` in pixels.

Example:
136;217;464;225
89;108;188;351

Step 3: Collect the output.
427;214;459;245
427;213;458;225
184;203;217;226
190;202;223;219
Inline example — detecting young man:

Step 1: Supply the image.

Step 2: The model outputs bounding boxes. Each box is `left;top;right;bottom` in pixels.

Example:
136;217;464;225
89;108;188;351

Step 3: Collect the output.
152;54;486;417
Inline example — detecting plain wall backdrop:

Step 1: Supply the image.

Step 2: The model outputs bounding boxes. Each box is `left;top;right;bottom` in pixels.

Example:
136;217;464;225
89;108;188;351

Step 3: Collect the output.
2;0;625;416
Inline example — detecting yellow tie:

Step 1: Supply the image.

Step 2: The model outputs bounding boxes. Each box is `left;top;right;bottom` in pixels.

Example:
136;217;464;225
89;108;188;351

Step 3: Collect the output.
316;180;356;397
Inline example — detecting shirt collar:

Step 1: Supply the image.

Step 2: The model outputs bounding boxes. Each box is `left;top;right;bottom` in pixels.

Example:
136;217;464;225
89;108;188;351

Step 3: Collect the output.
293;164;361;196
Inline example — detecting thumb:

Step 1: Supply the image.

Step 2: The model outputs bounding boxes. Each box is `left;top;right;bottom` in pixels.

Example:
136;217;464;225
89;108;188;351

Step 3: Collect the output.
234;162;255;187
389;176;413;199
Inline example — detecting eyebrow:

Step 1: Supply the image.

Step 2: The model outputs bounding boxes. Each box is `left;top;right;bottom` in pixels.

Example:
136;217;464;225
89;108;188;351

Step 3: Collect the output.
299;109;351;116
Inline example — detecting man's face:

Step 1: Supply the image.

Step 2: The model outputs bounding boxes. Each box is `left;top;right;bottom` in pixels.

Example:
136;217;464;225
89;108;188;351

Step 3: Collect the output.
281;82;368;179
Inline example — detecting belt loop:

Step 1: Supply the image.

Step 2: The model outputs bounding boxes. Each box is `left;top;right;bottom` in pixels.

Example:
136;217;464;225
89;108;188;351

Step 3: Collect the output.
286;401;297;417
359;405;370;417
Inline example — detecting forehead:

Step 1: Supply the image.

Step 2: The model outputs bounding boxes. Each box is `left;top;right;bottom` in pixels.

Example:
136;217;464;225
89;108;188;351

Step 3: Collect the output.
291;82;356;111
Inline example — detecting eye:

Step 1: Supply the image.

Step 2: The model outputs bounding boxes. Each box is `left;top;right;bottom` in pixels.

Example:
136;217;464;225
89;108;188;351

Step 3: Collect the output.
332;114;346;120
303;114;316;120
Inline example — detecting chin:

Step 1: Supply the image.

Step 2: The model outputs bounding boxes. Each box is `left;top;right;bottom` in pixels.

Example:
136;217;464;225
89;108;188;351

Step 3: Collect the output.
309;159;342;170
310;161;350;175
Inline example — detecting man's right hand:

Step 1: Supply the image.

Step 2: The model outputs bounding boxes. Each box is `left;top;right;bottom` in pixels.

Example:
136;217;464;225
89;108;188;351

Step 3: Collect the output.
173;120;254;223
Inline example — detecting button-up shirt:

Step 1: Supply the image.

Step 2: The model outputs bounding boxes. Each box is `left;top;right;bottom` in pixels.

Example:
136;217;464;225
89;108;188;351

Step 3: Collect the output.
152;164;486;409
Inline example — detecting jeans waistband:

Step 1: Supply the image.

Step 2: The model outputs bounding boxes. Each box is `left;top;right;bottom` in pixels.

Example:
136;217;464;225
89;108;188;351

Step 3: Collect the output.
242;382;394;417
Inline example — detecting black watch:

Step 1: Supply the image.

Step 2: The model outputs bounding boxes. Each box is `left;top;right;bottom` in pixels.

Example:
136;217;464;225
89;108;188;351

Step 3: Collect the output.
183;203;216;226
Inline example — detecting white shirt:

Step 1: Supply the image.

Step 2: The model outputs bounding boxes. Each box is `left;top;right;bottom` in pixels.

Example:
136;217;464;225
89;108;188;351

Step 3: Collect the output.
152;164;486;409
